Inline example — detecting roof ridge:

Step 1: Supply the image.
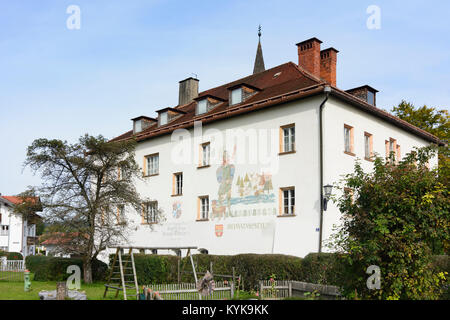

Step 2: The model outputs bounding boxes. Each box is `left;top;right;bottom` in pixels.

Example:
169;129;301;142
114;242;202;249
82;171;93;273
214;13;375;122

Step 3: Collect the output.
197;62;294;96
289;61;325;84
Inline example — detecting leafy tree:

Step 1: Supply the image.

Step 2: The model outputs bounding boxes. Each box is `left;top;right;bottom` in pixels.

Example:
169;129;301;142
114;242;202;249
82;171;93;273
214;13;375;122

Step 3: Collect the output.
328;146;449;299
392;100;449;185
24;134;162;283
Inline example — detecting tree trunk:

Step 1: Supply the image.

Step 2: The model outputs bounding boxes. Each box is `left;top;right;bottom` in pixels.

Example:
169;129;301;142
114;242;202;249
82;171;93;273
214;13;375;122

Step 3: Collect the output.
83;259;93;284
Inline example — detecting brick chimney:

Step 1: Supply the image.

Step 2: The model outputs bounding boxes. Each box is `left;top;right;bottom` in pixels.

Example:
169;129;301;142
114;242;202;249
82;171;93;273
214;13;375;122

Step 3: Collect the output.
296;38;322;78
178;77;199;106
320;48;338;86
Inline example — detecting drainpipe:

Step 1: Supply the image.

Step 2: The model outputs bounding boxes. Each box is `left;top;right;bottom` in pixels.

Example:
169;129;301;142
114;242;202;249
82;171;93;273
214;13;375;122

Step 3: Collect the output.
319;86;331;253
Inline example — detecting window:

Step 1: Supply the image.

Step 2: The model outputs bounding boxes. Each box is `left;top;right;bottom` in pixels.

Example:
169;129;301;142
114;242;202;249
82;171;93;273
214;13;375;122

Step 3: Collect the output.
0;225;9;236
117;205;125;224
134;119;142;133
173;173;183;195
159;112;168;126
396;144;401;163
364;132;373;160
280;187;295;215
344;124;354;155
197;99;207;115
385;138;397;163
200;142;210;167
143;201;158;224
367;91;375;106
230;88;242;105
280;124;295;153
118;165;129;180
198;196;209;220
145;153;159;176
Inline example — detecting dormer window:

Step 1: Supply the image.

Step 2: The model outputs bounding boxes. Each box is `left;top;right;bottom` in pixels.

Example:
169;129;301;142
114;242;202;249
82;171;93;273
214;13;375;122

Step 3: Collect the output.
228;83;260;106
134;120;142;133
159;112;168;126
156;107;187;127
231;88;243;105
346;85;378;106
197;99;207;115
132;116;157;134
194;95;225;115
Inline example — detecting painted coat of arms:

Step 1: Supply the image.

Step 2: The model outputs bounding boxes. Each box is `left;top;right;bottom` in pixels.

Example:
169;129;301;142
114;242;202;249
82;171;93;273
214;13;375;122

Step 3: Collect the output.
215;224;224;237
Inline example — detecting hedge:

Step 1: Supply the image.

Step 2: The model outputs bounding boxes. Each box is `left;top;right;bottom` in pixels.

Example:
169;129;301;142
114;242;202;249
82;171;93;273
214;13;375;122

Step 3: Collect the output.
111;253;303;290
4;252;23;260
109;253;449;293
25;255;108;282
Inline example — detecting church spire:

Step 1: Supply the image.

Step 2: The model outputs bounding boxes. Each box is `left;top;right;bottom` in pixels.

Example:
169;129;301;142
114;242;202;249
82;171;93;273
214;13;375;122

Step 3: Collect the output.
253;25;265;74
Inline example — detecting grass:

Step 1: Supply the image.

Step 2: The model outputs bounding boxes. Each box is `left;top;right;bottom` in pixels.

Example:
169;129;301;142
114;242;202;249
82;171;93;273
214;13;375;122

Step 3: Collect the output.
0;273;136;300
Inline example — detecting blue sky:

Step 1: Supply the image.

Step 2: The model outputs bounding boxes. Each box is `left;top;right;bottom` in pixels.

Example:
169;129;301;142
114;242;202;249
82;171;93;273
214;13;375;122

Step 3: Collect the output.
1;0;449;195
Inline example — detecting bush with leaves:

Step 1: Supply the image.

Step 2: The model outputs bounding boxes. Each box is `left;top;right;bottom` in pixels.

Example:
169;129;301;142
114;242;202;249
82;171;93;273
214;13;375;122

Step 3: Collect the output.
328;146;449;299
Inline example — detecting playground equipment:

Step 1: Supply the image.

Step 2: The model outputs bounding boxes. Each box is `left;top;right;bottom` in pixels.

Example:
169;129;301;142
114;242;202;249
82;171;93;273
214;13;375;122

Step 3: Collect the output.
197;271;215;296
104;246;198;300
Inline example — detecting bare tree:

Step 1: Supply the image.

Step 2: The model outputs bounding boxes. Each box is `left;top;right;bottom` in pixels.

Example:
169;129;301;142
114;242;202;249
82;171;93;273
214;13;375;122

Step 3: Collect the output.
25;134;162;283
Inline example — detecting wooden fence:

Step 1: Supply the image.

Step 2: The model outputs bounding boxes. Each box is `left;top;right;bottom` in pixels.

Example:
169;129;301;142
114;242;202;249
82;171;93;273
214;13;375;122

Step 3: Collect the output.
259;280;341;300
143;281;233;300
0;260;25;282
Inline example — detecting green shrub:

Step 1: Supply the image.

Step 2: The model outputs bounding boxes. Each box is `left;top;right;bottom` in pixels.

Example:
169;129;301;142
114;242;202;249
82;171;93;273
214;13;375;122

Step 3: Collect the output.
25;255;108;282
118;253;303;290
110;254;179;285
431;255;450;299
300;253;350;286
6;252;23;260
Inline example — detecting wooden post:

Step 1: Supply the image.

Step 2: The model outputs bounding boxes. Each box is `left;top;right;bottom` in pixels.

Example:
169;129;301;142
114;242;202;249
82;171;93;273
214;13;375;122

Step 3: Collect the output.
259;281;263;299
288;281;292;298
188;249;201;300
210;261;213;275
230;281;235;299
56;282;67;300
177;258;181;284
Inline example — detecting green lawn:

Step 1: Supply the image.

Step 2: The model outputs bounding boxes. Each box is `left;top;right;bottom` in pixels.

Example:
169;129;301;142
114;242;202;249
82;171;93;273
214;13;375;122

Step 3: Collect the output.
0;274;135;300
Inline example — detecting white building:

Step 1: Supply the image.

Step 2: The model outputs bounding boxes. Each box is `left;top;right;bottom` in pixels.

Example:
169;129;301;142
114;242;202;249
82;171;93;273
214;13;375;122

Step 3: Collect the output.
107;37;442;259
0;195;41;257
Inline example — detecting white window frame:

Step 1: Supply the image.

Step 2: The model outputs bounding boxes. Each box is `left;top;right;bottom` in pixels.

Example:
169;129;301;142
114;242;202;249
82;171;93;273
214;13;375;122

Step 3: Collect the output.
231;88;242;105
200;197;209;220
364;133;372;159
144;202;158;224
282;188;295;215
146;154;159;176
197;99;208;115
175;173;183;195
134;119;142;133
159;112;168;126
283;126;295;152
344;126;351;153
202;143;210;166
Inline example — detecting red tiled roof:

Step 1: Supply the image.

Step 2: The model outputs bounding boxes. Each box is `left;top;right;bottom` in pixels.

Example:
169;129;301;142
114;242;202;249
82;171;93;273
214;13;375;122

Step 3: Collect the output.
110;61;443;146
1;196;39;205
40;232;88;245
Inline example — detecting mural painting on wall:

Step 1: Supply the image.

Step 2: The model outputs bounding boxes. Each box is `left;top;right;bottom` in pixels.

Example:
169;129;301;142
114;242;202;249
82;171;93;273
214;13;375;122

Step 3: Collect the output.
172;201;182;219
212;146;276;222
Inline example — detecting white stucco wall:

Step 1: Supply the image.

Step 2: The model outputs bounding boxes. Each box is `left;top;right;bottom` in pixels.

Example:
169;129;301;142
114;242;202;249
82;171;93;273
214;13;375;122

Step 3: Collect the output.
321;96;438;250
112;96;324;258
103;94;438;261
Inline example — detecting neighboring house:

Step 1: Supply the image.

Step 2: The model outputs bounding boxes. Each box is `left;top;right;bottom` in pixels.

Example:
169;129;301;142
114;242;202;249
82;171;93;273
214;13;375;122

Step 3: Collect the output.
40;232;86;258
0;195;41;257
106;36;443;259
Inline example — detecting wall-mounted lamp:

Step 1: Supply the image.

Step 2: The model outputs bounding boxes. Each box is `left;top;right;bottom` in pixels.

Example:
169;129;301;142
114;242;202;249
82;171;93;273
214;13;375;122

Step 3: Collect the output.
323;184;333;211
